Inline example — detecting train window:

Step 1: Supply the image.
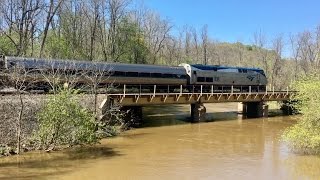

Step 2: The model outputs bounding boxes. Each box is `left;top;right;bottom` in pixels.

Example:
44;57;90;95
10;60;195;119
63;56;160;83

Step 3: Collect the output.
151;73;162;78
238;69;242;73
180;75;187;79
176;74;187;79
86;71;93;76
139;72;150;77
206;77;213;82
114;71;126;77
197;77;205;82
29;69;40;74
193;71;197;75
127;72;139;77
103;71;113;76
67;70;76;75
163;74;174;78
76;70;84;75
243;69;247;73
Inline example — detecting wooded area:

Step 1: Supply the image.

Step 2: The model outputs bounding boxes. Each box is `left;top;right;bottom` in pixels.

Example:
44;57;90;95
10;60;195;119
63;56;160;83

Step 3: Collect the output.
1;0;320;89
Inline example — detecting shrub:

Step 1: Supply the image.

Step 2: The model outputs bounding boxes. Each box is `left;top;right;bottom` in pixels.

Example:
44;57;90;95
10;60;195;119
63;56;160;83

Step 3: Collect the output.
32;90;100;150
282;74;320;154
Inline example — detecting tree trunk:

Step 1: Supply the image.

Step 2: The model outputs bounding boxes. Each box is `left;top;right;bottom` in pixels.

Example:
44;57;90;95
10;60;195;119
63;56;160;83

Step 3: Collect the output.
17;92;24;154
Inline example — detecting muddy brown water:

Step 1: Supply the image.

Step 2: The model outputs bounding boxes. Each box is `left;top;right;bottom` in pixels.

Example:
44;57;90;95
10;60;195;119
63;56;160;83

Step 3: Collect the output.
1;103;320;180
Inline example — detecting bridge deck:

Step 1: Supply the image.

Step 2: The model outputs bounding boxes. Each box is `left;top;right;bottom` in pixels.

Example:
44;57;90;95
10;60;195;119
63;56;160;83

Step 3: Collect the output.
103;91;295;106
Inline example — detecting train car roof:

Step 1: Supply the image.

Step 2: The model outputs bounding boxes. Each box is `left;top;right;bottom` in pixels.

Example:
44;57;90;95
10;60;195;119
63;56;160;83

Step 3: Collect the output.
5;56;186;74
190;64;264;71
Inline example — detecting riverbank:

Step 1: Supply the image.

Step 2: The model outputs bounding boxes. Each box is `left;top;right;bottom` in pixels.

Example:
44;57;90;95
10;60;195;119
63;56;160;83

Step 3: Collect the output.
0;93;110;157
1;104;319;179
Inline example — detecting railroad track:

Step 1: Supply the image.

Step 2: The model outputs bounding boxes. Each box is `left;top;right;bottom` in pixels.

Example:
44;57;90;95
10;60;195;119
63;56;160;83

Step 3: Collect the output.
0;90;46;95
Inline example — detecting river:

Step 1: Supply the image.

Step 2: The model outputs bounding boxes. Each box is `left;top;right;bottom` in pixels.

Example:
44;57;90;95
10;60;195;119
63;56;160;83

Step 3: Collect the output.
1;103;320;180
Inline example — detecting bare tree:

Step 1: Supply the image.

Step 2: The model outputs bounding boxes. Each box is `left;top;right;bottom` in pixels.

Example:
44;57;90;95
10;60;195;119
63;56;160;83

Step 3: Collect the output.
4;64;37;154
183;25;191;59
253;30;269;80
142;11;172;64
191;27;199;62
83;63;111;115
86;0;100;61
39;0;64;57
271;35;284;89
235;42;244;66
295;30;320;74
0;0;42;56
201;24;208;65
107;0;130;61
289;33;301;80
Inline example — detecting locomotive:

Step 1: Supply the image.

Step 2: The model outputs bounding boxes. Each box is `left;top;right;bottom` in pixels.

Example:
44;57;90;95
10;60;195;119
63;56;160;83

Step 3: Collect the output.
0;56;267;92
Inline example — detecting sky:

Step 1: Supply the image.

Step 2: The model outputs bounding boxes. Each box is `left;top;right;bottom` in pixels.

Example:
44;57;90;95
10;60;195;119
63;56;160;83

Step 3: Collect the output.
144;0;320;45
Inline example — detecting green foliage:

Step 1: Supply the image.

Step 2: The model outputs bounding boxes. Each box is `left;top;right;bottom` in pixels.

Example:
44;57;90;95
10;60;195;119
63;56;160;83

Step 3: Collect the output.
115;18;149;64
282;74;320;154
32;90;100;150
0;33;18;55
44;31;73;59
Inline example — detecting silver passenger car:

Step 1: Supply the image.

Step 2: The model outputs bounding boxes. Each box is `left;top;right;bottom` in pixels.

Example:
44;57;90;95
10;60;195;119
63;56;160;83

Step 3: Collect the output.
2;56;188;85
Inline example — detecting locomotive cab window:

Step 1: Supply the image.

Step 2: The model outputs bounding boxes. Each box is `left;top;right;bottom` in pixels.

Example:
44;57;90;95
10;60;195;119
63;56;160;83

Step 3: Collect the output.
180;75;187;79
197;77;205;82
206;77;213;82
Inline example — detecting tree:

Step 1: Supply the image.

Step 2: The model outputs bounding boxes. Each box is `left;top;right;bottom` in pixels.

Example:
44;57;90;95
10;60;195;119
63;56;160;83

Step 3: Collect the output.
39;0;64;57
5;63;36;154
107;0;130;61
192;27;200;62
289;33;302;80
0;0;42;56
253;30;269;78
201;24;208;65
142;11;172;64
270;35;284;89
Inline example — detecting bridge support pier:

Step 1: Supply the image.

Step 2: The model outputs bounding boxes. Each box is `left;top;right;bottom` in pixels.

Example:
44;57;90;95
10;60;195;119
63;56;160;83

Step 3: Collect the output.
190;103;206;122
239;102;268;118
121;106;143;127
280;101;295;115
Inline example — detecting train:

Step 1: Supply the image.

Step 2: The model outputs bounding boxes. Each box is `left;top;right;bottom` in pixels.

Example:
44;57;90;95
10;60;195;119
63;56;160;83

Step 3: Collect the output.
0;56;267;93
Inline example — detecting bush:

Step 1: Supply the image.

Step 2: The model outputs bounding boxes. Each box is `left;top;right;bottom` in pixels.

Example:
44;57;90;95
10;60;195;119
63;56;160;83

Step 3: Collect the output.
32;90;100;150
282;74;320;154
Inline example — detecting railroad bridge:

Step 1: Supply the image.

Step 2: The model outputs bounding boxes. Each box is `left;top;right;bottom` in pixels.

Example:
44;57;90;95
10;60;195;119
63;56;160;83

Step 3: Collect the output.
100;85;295;122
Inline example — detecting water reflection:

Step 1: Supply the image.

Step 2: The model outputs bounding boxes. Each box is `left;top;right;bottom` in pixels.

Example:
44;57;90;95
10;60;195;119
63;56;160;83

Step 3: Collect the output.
284;155;320;179
0;145;121;179
142;103;240;127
